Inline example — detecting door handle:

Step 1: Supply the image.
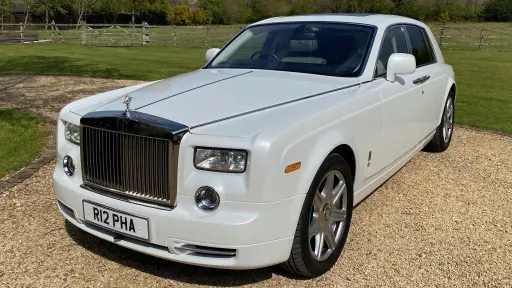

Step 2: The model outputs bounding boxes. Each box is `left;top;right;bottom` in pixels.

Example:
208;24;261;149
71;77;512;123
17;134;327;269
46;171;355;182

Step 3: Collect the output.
413;75;431;84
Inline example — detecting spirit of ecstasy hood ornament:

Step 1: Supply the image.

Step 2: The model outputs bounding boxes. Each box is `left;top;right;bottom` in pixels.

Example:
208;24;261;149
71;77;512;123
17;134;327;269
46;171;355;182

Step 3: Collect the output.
123;95;132;116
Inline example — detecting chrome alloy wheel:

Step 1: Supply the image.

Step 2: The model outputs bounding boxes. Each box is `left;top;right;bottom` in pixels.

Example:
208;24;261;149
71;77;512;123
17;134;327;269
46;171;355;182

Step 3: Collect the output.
443;97;454;143
308;170;348;261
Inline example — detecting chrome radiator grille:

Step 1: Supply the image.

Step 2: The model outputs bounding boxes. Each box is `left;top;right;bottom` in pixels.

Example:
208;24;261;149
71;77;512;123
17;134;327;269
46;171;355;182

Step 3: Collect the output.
81;126;178;206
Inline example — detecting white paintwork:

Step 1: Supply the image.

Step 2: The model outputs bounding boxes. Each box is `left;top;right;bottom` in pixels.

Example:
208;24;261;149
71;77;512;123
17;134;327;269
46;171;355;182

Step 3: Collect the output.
53;14;456;269
386;53;416;82
205;48;220;63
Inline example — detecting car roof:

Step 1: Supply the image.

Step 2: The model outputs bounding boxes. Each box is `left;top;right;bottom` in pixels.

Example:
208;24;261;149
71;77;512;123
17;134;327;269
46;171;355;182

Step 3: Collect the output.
249;14;425;30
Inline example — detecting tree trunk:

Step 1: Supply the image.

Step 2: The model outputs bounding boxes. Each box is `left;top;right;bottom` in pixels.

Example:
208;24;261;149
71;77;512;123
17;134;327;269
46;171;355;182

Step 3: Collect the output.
24;5;30;28
45;10;49;30
77;9;83;29
131;11;135;27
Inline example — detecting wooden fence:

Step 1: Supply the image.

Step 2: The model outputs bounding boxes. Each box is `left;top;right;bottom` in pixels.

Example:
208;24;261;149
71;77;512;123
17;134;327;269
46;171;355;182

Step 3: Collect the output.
0;22;244;47
1;22;512;49
431;26;512;49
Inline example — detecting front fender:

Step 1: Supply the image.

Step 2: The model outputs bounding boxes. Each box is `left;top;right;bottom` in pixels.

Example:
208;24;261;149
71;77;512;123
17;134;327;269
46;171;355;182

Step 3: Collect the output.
437;67;456;125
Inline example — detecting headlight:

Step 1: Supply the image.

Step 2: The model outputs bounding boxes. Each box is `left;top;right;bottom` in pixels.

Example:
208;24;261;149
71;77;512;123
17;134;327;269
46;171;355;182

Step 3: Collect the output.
194;148;247;173
64;122;80;145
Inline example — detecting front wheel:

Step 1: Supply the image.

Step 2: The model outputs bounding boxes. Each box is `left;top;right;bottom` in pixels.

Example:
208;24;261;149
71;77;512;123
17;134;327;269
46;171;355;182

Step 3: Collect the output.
424;92;455;153
280;154;353;278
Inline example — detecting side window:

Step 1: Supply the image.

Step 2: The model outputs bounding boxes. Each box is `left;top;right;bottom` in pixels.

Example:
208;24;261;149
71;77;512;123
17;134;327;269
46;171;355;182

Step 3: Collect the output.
375;27;408;78
406;26;435;67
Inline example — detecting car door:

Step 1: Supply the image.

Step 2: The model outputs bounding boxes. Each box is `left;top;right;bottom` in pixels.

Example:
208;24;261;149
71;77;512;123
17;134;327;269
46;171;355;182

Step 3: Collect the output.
373;26;426;169
405;25;445;137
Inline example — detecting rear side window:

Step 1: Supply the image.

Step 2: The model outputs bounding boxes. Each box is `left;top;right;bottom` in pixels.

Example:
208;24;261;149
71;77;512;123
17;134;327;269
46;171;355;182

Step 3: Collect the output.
407;26;435;67
375;26;408;78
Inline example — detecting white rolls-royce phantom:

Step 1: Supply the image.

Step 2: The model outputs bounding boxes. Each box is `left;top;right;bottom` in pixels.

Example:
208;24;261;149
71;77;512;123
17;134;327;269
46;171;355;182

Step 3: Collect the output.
53;14;456;277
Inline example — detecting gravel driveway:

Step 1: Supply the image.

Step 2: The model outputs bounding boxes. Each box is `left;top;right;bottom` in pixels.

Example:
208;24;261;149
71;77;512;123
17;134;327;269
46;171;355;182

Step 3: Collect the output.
1;76;511;287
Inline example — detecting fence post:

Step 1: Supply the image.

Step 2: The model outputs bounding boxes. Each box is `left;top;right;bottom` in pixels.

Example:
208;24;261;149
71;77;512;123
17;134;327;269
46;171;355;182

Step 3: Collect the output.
479;28;484;49
81;20;87;45
440;26;444;48
141;22;145;46
206;26;210;47
20;22;24;43
51;21;55;43
173;25;177;45
142;22;149;46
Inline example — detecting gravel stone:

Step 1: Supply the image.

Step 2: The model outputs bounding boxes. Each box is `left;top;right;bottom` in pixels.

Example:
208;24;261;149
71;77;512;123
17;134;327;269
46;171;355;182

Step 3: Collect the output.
1;76;511;287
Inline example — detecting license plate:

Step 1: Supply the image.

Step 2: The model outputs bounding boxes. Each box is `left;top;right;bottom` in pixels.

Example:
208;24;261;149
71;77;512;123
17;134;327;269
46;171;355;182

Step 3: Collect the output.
83;201;149;240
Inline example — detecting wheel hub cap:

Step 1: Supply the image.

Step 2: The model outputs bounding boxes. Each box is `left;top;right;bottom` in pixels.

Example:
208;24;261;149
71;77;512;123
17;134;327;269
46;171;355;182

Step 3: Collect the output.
308;170;348;262
321;203;332;223
443;98;454;143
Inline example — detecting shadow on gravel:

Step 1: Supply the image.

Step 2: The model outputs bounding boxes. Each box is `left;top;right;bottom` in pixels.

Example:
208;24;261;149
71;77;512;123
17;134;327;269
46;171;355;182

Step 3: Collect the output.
65;220;275;286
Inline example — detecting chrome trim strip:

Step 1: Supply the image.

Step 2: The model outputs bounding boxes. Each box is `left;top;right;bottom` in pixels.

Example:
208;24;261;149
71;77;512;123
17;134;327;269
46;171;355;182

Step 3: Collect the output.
191;81;370;129
81;184;174;211
413;75;431;84
177;244;237;257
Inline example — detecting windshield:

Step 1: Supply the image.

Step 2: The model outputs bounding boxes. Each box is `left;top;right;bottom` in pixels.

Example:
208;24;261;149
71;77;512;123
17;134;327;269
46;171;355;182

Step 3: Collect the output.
207;22;376;77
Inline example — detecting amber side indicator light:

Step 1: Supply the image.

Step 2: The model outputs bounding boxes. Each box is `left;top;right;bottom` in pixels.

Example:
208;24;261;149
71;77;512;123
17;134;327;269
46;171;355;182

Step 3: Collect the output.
285;162;302;174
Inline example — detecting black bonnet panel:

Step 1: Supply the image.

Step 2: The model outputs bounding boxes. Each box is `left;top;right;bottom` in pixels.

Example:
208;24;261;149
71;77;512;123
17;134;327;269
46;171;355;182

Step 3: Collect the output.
80;111;188;142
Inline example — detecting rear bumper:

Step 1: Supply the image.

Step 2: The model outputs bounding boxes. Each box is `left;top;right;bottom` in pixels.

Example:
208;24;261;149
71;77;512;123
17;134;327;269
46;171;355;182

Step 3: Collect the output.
53;168;304;269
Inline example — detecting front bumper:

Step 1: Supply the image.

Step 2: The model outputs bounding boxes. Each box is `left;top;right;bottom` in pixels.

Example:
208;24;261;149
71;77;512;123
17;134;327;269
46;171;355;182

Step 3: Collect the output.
53;168;304;269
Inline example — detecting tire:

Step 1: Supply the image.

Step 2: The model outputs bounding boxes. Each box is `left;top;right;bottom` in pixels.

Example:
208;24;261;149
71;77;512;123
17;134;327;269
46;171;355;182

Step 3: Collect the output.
280;153;353;278
424;91;455;153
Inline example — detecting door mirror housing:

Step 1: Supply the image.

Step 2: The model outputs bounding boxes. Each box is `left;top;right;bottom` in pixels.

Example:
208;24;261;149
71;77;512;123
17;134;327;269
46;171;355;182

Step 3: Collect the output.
386;53;416;83
205;48;221;63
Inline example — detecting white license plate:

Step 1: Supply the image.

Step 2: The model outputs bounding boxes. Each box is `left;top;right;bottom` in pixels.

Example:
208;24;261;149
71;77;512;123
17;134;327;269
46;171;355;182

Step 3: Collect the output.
83;201;149;240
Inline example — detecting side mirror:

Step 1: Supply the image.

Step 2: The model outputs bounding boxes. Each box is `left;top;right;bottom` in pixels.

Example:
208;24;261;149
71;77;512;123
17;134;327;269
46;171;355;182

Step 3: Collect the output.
386;53;416;83
205;48;220;63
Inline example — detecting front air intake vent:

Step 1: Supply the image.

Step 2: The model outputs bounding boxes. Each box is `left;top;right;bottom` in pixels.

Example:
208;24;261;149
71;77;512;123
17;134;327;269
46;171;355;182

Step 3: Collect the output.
81;126;179;206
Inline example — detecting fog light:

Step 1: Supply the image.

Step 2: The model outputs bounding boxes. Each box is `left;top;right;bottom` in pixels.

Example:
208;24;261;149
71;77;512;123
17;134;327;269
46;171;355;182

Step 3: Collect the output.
195;187;220;212
63;155;75;177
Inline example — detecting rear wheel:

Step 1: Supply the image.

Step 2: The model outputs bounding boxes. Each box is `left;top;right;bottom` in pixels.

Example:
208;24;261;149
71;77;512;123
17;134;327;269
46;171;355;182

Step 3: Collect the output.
424;92;455;153
280;154;353;278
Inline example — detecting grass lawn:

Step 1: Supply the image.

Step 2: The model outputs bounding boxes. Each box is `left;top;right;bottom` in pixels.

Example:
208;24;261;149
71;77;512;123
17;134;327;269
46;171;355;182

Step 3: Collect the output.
0;44;511;133
0;109;50;179
0;44;206;81
443;50;512;133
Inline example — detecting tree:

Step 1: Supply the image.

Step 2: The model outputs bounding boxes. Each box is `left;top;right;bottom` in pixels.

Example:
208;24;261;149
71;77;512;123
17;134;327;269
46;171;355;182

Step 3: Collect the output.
483;0;512;21
172;5;191;25
72;0;99;26
122;0;169;25
0;0;13;27
17;0;39;26
192;7;210;25
34;0;69;29
198;0;226;24
123;0;148;24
